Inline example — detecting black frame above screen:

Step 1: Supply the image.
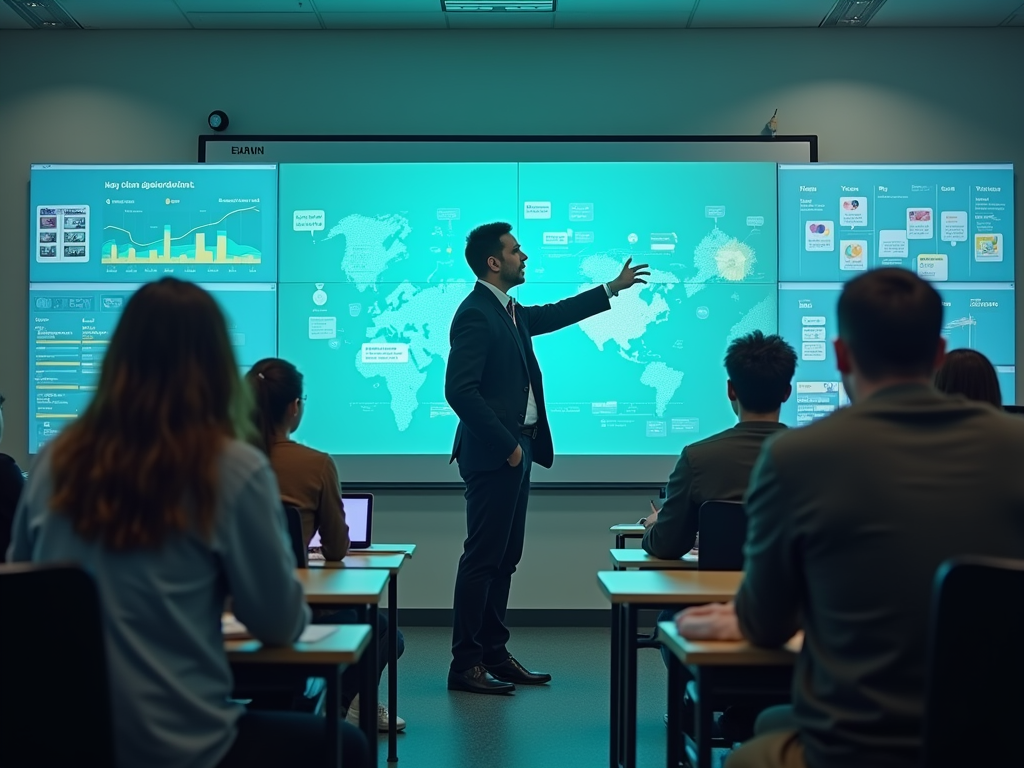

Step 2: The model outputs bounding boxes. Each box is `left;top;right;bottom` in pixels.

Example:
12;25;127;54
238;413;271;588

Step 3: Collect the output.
199;134;818;164
199;134;817;488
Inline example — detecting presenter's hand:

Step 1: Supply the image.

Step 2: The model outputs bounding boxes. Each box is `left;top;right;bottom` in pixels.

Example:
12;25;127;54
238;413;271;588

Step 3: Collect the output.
608;258;651;295
508;444;523;467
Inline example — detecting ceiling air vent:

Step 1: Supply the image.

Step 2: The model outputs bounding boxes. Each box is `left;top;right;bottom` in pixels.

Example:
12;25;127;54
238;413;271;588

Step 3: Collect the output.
820;0;887;26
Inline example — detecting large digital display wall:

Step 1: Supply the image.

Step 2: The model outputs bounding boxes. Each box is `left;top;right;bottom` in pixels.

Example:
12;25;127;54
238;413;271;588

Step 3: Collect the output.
27;161;1016;485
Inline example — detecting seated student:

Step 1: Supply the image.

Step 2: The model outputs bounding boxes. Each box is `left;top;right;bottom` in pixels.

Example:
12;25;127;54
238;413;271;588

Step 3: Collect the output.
934;347;1002;408
0;392;26;561
642;330;796;559
6;279;368;768
246;357;406;733
676;268;1024;768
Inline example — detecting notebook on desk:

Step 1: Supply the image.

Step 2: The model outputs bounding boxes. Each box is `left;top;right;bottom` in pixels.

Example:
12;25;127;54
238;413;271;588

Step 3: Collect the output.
308;493;373;560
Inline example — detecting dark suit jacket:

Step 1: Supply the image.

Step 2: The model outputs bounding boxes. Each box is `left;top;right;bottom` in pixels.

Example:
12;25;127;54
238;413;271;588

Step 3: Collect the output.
445;282;610;472
0;453;26;562
642;421;786;559
736;385;1024;768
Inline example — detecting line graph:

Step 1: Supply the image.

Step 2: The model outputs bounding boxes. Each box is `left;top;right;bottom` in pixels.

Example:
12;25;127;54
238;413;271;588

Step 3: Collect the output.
103;206;258;248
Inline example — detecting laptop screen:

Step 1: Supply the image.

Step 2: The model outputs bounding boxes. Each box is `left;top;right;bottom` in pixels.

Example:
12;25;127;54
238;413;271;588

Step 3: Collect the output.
309;493;372;549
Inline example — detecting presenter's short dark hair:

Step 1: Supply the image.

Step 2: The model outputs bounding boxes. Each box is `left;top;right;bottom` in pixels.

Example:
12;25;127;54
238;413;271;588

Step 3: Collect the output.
465;222;513;278
724;330;797;414
934;348;1002;408
837;268;943;379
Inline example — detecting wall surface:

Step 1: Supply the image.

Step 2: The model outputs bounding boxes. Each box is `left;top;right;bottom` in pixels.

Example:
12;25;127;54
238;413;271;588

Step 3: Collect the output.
1;28;1021;609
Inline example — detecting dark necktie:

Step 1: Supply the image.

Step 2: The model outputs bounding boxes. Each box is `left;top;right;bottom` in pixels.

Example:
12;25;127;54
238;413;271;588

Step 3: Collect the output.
505;298;515;325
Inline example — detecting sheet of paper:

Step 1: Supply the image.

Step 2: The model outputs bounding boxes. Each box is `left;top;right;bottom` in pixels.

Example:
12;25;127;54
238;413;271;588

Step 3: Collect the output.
299;625;339;643
221;613;250;639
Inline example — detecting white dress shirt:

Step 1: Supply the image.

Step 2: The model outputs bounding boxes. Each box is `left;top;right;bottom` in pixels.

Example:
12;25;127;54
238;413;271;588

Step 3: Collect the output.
477;279;614;427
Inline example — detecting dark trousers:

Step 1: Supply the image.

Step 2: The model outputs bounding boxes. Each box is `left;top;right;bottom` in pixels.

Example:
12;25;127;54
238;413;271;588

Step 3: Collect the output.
451;434;533;671
315;609;405;708
217;710;369;768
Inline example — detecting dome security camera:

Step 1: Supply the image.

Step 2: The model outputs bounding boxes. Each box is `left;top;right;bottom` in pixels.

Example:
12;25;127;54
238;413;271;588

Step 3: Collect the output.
208;111;229;132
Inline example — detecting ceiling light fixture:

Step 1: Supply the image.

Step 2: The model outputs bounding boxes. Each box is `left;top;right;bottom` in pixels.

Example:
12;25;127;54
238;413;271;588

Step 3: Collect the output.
4;0;82;28
442;1;555;11
820;0;887;26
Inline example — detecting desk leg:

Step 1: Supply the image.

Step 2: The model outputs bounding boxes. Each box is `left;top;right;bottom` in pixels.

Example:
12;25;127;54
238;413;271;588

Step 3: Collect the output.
666;655;682;768
694;667;713;768
326;664;340;768
358;604;379;768
624;604;638;768
615;534;626;549
610;602;621;768
387;574;398;763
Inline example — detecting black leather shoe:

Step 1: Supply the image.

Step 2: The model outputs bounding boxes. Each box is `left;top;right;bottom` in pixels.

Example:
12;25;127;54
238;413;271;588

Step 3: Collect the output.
484;655;552;685
447;665;516;695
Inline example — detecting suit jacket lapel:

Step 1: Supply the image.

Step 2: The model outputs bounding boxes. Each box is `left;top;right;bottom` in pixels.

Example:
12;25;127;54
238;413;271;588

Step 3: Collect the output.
475;283;528;371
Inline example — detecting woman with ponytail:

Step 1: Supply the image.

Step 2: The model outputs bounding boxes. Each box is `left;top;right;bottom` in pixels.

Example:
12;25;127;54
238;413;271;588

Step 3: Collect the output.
245;358;349;560
246;357;407;732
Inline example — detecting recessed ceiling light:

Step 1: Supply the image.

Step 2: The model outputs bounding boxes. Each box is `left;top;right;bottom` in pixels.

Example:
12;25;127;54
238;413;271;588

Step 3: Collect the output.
442;1;555;11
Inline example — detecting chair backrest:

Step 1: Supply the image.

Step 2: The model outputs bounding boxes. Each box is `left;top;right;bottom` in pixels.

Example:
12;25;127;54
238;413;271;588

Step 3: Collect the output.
697;500;746;571
282;503;307;568
0;563;115;767
921;555;1024;768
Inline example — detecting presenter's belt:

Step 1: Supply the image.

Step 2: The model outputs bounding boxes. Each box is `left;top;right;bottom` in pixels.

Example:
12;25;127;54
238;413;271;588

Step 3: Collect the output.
520;424;539;439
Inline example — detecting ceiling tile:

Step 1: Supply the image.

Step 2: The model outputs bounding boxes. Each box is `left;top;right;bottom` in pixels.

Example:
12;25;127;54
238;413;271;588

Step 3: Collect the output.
690;0;835;27
555;11;691;27
58;0;191;29
186;11;322;28
313;0;439;10
0;2;33;27
871;0;1022;26
175;0;314;12
555;0;690;10
320;11;446;27
445;11;554;27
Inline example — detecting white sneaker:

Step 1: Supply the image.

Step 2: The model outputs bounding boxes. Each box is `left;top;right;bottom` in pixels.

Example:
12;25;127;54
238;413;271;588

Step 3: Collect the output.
345;694;407;732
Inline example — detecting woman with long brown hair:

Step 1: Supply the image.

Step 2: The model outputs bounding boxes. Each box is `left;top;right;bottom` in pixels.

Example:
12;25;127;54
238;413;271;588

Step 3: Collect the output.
8;279;367;768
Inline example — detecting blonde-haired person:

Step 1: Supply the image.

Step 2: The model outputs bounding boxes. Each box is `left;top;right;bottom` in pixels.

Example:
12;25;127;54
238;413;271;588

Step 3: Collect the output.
8;279;368;768
247;357;406;733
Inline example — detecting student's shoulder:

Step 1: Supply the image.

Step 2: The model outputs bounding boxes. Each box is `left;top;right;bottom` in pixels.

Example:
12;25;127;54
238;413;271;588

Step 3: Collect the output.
272;439;330;465
220;439;273;487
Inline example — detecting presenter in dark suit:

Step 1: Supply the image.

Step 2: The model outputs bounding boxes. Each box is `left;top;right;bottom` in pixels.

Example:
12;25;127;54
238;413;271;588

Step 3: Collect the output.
445;222;649;694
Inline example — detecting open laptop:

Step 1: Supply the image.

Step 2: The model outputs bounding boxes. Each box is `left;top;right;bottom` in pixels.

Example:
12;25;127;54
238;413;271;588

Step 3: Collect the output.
308;493;373;559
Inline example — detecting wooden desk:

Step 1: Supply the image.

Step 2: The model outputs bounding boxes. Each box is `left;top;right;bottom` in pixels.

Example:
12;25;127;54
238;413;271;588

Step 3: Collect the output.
610;549;698;571
596;570;744;768
658;622;798;768
610;523;645;549
296;568;388;765
359;543;417;558
227;625;372;768
308;554;406;762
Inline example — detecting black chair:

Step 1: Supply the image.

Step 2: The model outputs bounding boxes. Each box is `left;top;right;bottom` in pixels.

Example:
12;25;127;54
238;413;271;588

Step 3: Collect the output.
0;563;115;767
921;555;1024;768
282;503;307;568
697;500;746;571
